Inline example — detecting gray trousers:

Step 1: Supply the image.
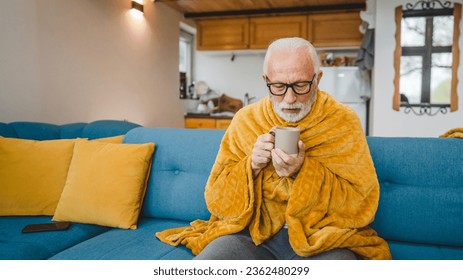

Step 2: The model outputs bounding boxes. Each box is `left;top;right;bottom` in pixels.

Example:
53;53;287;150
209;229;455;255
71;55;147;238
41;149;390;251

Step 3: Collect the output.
194;228;357;260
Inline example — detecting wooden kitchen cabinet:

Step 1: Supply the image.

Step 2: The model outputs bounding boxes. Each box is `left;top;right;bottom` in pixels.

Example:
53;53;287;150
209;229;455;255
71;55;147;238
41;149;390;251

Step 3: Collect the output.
185;115;232;129
195;11;362;50
307;12;362;48
250;15;307;49
215;119;232;129
196;18;250;50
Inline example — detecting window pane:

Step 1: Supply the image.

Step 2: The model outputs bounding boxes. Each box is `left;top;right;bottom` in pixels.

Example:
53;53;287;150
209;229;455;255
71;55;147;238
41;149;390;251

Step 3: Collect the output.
433;16;453;46
179;40;187;73
400;56;423;103
430;53;452;104
401;17;426;46
179;30;194;92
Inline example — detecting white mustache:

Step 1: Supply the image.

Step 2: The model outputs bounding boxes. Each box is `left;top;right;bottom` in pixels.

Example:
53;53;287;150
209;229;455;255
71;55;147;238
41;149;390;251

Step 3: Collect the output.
276;102;303;111
271;96;315;122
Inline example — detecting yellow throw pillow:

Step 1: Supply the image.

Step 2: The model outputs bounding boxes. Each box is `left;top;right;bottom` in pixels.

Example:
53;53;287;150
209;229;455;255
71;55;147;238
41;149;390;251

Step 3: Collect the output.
0;137;76;215
93;135;124;143
53;139;155;229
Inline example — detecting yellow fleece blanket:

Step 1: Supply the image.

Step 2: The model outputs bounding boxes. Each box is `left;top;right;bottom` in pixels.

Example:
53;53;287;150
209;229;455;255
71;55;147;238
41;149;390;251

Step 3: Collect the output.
440;128;463;138
156;90;391;260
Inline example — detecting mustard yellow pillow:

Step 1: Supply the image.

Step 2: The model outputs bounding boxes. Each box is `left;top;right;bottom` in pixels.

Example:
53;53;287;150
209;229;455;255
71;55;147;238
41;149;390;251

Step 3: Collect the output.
53;139;155;229
0;137;76;216
93;135;124;143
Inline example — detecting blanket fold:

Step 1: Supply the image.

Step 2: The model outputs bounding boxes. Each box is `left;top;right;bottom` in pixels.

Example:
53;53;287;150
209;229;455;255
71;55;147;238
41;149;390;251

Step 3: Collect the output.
156;90;391;259
440;127;463;138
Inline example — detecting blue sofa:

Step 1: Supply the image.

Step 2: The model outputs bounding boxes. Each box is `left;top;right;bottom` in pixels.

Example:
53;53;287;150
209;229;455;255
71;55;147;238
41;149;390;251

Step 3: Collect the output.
1;125;462;260
0;120;141;140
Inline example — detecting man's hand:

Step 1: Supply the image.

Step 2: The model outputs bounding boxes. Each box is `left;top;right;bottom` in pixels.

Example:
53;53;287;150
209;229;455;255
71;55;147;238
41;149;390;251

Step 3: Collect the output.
251;129;276;178
271;140;306;178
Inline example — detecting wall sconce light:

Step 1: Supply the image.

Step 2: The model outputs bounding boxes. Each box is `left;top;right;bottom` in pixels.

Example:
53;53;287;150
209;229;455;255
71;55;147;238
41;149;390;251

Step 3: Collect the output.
131;1;144;14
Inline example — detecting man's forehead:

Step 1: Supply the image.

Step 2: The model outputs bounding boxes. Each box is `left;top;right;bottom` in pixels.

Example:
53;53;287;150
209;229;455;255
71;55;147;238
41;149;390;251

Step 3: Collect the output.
268;53;313;73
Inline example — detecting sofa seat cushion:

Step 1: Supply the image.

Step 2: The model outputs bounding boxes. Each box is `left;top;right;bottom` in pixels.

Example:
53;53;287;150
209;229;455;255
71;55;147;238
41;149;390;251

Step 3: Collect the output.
49;218;194;260
0;216;109;260
388;240;463;260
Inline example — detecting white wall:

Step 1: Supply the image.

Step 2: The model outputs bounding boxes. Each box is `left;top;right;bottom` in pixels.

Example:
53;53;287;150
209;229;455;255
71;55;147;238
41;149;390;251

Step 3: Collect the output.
194;51;267;103
371;0;463;137
0;0;185;127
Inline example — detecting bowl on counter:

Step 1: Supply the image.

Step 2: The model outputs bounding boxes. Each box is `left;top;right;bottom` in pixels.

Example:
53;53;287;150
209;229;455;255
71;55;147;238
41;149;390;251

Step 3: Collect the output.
184;99;200;113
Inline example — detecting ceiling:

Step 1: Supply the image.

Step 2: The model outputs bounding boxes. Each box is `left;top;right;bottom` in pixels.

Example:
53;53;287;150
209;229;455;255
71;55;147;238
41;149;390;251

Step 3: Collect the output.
156;0;366;18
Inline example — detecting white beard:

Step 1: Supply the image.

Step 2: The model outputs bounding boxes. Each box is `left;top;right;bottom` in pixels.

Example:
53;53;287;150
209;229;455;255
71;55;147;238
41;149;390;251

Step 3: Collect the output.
271;92;316;122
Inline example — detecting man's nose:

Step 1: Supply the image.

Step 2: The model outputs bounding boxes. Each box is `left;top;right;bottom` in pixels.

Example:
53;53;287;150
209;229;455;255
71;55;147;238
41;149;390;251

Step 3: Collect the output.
284;87;297;103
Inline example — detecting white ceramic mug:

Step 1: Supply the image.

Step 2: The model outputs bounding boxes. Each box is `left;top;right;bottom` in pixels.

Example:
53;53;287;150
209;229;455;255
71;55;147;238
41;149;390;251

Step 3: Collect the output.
274;127;300;154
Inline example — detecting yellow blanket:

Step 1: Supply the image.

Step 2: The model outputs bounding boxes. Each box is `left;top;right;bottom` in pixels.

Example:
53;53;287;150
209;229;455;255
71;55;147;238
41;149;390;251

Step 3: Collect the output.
440;128;463;138
156;90;391;260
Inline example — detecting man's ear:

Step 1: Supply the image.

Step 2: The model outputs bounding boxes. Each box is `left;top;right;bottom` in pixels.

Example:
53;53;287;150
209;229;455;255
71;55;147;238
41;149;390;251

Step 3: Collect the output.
262;74;267;81
316;70;323;84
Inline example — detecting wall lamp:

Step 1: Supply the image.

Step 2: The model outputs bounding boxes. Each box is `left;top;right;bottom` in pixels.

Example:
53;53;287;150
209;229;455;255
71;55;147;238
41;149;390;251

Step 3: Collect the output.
131;1;144;14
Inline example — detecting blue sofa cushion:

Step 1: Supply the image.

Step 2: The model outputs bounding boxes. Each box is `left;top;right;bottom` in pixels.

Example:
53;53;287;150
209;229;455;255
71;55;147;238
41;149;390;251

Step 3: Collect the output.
59;123;87;139
50;218;194;260
123;128;224;222
368;137;463;251
0;123;17;138
0;120;140;140
81;120;140;140
0;216;109;260
7;122;61;140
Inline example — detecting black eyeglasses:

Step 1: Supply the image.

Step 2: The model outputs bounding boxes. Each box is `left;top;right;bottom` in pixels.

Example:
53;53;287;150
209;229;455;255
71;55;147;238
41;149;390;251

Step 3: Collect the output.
265;74;316;96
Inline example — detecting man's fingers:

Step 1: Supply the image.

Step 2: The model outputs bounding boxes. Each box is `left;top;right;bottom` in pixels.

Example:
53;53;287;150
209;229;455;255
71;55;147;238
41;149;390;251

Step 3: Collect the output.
298;140;305;157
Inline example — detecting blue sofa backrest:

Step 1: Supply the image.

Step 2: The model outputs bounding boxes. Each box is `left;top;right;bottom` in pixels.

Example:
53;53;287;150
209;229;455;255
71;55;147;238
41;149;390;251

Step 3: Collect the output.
367;137;463;259
0;120;140;140
124;127;224;222
0;122;64;140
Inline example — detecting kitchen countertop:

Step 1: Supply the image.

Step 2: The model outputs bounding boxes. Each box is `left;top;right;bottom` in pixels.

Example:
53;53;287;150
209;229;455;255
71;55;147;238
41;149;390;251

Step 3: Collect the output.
184;113;234;119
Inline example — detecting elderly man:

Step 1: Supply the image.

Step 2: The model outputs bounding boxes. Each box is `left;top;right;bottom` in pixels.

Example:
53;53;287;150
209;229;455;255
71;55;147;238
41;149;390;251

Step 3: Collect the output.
157;37;391;260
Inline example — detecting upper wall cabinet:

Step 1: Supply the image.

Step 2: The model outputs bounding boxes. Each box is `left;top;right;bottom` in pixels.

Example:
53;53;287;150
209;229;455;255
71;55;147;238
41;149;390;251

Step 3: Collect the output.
308;12;363;48
195;12;362;51
196;18;250;50
249;15;308;49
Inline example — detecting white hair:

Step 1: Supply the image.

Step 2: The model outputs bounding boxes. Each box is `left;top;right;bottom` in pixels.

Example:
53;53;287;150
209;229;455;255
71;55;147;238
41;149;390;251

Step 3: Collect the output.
262;37;320;75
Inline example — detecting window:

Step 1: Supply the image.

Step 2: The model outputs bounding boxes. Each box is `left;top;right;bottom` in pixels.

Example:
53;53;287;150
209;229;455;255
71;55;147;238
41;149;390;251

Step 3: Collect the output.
179;30;194;99
393;0;461;115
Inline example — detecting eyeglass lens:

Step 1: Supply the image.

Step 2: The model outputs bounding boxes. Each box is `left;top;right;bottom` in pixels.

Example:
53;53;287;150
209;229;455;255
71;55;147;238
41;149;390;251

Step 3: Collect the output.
267;74;316;96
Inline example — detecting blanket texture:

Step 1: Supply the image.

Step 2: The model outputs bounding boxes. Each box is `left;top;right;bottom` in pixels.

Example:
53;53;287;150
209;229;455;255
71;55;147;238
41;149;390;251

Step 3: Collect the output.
440;128;463;138
157;90;391;259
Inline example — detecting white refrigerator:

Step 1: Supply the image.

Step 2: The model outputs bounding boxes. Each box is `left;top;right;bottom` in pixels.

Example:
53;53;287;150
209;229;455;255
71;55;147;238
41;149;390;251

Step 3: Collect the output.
318;66;371;134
